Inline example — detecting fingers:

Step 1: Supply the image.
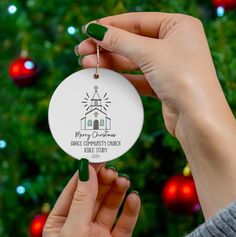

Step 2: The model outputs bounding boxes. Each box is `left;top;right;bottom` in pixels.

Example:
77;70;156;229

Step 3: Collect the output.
91;162;105;174
94;175;130;230
86;24;156;66
99;12;172;38
44;172;78;231
77;43;156;97
64;165;98;226
122;74;157;97
112;192;141;237
77;38;108;55
44;166;97;235
81;53;138;71
44;164;141;237
79;45;156;97
92;166;118;219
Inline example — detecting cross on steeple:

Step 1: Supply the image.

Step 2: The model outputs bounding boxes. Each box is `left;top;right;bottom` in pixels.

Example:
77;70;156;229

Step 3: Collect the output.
90;85;102;111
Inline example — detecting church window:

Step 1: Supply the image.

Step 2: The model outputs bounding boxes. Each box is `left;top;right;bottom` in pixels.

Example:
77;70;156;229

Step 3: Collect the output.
100;119;104;126
87;120;92;126
95;101;98;105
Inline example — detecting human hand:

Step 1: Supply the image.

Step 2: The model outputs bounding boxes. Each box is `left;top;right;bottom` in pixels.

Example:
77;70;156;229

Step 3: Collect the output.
77;12;235;138
76;12;236;219
43;162;140;237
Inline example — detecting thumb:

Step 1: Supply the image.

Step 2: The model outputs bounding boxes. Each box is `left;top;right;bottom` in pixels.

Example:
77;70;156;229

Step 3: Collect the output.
85;23;153;65
63;160;98;230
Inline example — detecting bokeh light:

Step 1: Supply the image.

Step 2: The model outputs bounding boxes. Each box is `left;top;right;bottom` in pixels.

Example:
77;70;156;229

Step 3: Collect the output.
24;61;35;70
16;185;26;195
8;5;17;14
0;140;7;149
216;6;225;17
67;26;76;35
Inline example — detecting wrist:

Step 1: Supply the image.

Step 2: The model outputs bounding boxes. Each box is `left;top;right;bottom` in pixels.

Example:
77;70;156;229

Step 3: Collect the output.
175;98;236;219
175;106;236;149
174;74;235;145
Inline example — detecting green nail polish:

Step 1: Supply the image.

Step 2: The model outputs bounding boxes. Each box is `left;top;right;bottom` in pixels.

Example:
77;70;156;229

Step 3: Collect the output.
74;45;80;56
86;23;108;41
118;173;130;180
78;158;89;182
81;24;87;34
78;55;84;66
131;190;139;196
105;164;117;172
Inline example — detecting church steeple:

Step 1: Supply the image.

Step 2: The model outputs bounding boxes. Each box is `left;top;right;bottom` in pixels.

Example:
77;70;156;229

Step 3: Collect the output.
92;86;100;99
90;85;102;110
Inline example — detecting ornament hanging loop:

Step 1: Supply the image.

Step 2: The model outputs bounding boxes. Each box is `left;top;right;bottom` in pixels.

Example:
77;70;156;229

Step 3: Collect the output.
94;44;100;79
94;19;100;79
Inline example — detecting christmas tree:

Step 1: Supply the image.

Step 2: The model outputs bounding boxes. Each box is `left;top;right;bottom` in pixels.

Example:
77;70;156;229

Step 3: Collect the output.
1;0;236;236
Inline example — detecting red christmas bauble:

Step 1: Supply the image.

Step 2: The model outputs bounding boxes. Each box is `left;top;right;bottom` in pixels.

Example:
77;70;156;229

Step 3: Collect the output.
162;175;200;215
9;57;39;87
213;0;236;10
29;214;48;237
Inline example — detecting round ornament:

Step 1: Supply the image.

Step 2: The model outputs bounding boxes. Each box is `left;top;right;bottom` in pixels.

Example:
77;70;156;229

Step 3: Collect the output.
162;175;200;215
48;68;144;163
29;213;48;237
213;0;236;10
8;57;39;87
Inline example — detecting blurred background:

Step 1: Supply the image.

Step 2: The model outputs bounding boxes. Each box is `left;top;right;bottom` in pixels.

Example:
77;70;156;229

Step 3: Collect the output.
1;0;236;236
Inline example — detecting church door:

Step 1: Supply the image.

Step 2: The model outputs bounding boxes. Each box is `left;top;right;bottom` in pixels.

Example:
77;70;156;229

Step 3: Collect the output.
93;120;99;130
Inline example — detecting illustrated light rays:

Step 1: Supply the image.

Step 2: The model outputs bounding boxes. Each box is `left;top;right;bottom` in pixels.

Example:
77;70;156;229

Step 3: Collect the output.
103;93;111;111
82;90;111;111
82;93;90;111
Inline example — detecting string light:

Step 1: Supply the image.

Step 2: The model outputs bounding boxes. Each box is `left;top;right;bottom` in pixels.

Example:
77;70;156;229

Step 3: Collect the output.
0;140;7;149
8;5;17;14
216;6;225;17
183;163;191;176
67;26;76;35
16;185;26;195
24;61;35;70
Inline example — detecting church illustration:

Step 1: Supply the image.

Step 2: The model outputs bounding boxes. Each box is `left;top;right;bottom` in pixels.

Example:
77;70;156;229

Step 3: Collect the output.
80;86;111;130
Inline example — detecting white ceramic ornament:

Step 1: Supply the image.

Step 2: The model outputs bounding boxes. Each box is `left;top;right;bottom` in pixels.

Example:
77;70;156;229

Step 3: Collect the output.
48;68;144;163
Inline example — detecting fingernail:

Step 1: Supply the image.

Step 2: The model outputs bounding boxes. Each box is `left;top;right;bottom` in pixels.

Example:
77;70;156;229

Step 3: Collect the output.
131;190;139;196
105;164;117;172
118;173;130;180
81;24;87;34
78;158;89;182
74;45;80;56
78;55;84;66
86;23;108;41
